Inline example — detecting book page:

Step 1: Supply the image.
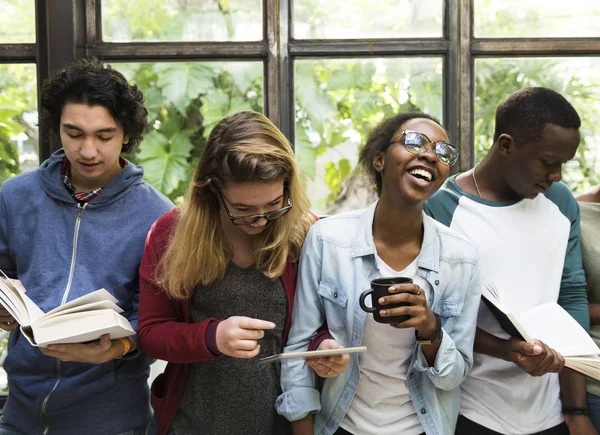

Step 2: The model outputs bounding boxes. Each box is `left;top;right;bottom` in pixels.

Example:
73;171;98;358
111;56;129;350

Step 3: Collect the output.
512;302;600;357
481;281;501;304
35;300;123;324
0;274;44;325
32;310;134;346
44;288;117;317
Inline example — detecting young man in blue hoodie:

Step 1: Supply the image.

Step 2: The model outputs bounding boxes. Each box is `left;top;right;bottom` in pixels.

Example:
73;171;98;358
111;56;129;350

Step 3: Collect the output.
0;58;173;434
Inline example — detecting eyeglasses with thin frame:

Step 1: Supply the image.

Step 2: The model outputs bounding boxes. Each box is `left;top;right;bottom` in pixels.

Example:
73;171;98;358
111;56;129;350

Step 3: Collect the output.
391;130;460;167
217;189;293;225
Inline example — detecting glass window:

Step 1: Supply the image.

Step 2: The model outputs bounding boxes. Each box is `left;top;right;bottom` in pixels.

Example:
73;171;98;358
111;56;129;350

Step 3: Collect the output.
0;0;36;43
0;64;39;187
474;0;600;38
475;57;600;192
295;57;443;215
294;0;444;39
102;0;263;42
114;61;264;202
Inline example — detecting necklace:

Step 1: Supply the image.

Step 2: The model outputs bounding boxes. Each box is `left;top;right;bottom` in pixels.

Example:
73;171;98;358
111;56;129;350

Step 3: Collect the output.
472;163;483;198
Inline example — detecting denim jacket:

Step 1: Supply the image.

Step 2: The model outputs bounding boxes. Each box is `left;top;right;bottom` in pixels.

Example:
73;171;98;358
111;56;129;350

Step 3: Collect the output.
277;201;481;435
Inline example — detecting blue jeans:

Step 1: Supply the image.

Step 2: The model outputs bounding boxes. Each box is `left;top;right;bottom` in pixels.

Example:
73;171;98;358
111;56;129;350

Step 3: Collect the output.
588;392;600;431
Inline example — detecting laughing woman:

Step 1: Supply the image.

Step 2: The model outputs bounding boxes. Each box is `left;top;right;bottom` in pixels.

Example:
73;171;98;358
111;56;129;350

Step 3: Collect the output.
277;113;481;435
137;111;314;435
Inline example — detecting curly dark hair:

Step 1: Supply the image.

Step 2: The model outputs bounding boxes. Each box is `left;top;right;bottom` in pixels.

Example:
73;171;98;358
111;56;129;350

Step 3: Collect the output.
493;87;581;145
40;57;147;153
359;112;442;195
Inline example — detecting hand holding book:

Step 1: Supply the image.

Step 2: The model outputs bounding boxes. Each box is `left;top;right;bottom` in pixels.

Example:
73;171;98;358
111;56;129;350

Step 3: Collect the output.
481;281;600;380
0;270;135;347
506;337;565;377
39;333;131;364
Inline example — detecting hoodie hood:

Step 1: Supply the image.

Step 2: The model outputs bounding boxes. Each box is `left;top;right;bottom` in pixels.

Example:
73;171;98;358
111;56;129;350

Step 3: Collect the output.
38;149;146;207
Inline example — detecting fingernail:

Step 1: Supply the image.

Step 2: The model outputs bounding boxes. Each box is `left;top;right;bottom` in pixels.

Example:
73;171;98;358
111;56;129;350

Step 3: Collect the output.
388;286;396;293
380;310;386;315
533;345;542;353
379;298;385;304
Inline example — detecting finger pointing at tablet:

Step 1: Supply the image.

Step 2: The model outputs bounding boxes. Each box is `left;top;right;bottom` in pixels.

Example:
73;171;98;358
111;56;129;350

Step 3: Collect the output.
216;316;276;359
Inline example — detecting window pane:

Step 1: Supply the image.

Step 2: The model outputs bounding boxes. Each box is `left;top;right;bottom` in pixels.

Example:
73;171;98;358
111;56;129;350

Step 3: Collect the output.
115;61;264;202
295;57;443;215
0;64;39;188
475;0;600;38
294;0;443;39
475;58;600;192
102;0;262;42
0;0;35;43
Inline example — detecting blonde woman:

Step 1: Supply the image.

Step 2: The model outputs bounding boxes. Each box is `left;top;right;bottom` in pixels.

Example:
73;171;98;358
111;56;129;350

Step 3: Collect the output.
137;111;314;435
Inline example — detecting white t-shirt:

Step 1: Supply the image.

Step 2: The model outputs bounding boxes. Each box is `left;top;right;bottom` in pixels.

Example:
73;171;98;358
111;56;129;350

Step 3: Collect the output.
340;256;432;435
425;177;586;434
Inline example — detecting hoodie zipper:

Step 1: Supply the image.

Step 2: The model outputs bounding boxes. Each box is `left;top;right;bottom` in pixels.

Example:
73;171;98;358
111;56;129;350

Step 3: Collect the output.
41;202;86;434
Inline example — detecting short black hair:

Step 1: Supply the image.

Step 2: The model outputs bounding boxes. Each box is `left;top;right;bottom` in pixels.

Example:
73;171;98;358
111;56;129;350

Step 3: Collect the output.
493;87;581;145
40;57;147;153
359;112;442;195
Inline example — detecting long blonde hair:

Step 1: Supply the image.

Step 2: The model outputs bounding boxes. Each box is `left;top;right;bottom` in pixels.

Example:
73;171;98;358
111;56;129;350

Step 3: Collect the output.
157;111;312;299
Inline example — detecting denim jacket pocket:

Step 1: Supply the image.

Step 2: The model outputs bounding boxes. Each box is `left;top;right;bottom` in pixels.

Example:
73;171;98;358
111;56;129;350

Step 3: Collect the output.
318;281;348;332
435;298;463;331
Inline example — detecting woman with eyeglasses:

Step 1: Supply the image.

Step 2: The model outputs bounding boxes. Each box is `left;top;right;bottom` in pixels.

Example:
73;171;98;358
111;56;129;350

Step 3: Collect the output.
277;113;481;435
137;111;314;435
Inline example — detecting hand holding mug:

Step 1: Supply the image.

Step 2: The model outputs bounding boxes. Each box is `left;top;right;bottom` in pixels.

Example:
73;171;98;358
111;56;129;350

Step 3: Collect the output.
359;277;413;324
379;282;437;337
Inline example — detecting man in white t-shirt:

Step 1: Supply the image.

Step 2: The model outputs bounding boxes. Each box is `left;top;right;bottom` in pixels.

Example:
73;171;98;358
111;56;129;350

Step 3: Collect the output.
426;87;596;435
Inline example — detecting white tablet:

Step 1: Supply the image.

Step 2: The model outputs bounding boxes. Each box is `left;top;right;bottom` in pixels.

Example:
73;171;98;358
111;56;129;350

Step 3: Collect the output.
258;346;367;364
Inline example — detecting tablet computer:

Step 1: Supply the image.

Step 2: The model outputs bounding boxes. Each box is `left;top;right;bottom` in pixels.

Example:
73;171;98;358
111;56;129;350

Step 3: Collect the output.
258;346;367;364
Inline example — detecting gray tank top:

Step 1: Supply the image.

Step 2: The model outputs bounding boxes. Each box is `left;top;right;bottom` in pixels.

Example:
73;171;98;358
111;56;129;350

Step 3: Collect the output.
171;262;290;435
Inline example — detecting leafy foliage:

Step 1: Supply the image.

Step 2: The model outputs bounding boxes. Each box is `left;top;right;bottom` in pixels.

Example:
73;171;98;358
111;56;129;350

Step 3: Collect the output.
475;58;600;191
294;58;443;209
120;61;263;202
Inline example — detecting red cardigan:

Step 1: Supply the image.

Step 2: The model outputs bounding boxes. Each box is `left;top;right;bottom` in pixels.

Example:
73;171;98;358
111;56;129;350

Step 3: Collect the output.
137;209;300;435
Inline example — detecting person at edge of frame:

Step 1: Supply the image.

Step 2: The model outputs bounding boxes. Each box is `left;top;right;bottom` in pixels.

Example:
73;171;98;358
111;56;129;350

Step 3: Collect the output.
0;57;173;435
425;87;595;435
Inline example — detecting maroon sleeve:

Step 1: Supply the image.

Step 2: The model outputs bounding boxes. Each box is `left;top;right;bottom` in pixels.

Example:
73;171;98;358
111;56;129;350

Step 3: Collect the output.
308;328;333;351
137;210;222;363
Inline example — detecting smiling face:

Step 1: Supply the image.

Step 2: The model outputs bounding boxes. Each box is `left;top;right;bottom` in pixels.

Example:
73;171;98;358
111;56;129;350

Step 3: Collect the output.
60;103;128;192
375;118;452;206
218;180;286;236
502;123;580;199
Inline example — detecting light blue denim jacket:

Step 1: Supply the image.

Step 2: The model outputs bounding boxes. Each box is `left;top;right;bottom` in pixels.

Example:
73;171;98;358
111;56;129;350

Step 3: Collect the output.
277;201;481;435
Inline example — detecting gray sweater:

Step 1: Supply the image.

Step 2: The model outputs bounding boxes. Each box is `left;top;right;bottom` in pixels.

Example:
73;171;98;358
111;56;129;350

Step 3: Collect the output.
172;262;291;435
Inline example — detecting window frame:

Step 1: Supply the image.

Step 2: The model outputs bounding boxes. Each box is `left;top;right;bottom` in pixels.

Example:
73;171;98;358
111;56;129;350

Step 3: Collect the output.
0;0;599;171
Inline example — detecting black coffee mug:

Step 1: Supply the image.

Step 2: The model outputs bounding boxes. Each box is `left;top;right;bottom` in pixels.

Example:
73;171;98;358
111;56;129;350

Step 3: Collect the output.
359;277;413;324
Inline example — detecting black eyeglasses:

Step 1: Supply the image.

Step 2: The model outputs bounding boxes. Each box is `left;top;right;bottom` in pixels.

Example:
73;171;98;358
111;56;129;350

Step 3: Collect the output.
391;130;460;167
217;189;293;225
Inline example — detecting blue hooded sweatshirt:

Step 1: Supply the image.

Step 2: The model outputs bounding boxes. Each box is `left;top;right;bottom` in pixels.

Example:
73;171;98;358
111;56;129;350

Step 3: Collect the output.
0;149;173;434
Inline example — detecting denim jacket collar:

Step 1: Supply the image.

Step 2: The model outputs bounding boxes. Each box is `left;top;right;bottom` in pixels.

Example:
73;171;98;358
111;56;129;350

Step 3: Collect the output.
350;200;439;273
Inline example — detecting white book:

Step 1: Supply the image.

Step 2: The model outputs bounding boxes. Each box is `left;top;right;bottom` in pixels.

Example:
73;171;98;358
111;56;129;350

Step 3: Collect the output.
481;281;600;380
0;271;134;347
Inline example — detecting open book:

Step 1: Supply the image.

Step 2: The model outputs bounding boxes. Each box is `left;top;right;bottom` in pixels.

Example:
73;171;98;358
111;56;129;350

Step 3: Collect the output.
0;272;134;347
482;282;600;380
